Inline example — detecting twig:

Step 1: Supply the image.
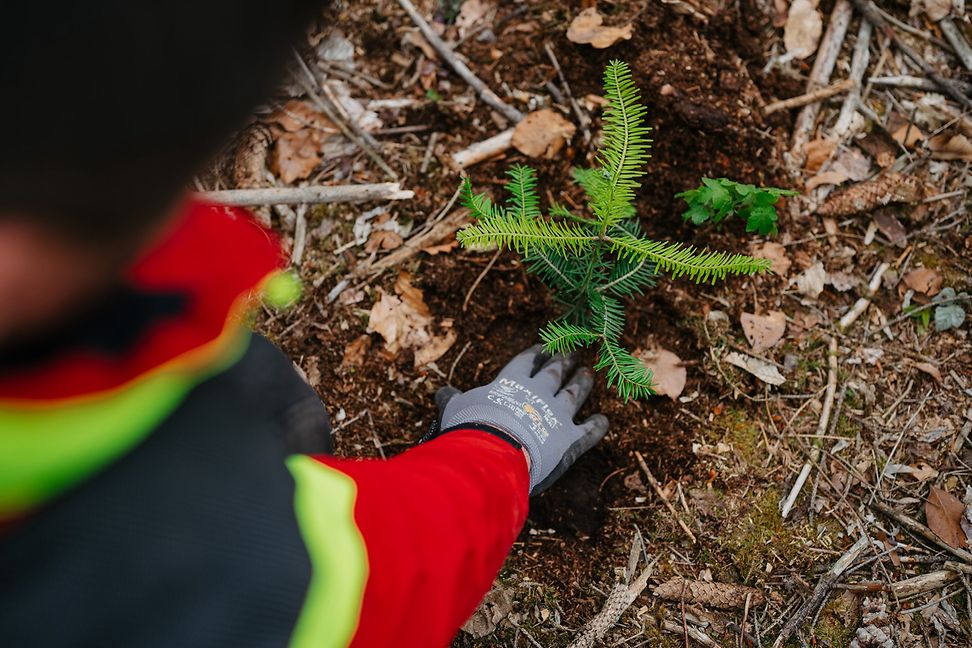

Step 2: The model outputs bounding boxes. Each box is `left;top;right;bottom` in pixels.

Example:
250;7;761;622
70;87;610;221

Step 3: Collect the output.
635;451;697;544
788;0;854;170
780;337;838;519
544;42;591;144
290;205;308;267
463;248;502;312
765;79;855;115
291;52;399;180
420;131;439;174
452;128;515;168
396;0;524;123
838;262;889;331
447;340;472;385
849;0;972;110
869;75;972;94
872;501;972;564
940;17;972;71
661;620;719;647
833;20;873;139
772;535;870;648
200;183;414;206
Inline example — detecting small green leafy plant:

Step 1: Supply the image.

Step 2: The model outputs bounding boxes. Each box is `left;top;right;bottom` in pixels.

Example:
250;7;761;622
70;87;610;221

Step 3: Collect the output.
456;61;782;400
678;178;797;236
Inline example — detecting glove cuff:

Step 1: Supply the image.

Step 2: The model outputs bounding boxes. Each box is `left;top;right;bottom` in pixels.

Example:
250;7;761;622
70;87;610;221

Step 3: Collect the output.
440;405;543;489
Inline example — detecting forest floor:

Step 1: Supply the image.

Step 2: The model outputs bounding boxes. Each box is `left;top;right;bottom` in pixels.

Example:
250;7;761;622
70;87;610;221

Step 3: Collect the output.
207;1;971;645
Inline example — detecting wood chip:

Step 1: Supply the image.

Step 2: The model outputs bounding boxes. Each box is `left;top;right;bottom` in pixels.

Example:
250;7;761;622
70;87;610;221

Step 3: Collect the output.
654;578;765;609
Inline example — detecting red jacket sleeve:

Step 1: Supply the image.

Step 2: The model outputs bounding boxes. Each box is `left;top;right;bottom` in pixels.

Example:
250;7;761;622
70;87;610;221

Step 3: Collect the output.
310;429;530;648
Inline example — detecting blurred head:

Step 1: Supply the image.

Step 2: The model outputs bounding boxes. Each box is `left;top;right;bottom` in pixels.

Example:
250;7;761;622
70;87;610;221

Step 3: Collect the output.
0;1;323;341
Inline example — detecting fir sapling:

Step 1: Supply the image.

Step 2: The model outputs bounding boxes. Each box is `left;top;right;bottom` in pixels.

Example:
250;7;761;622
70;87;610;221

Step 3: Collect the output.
456;60;789;400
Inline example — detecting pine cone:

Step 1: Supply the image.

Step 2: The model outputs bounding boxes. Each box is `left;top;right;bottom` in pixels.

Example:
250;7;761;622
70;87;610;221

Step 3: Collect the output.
849;597;895;648
817;173;922;217
652;578;765;609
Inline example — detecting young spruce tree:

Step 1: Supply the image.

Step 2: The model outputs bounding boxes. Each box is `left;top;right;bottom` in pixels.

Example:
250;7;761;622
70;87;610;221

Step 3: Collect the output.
457;60;771;400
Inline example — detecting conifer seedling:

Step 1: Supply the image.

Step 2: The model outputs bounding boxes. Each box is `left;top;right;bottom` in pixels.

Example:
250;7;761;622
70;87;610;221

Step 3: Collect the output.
456;60;782;400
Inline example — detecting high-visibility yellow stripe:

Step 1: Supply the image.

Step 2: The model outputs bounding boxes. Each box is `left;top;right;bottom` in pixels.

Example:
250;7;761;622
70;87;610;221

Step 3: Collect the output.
286;456;368;648
0;330;249;517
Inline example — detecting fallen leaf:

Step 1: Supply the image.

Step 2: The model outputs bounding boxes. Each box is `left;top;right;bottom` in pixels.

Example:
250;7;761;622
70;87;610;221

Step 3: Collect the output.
794;262;827;299
926;487;968;549
725;351;786;386
402;29;438;60
269;100;334;133
831;147;873;182
566;7;634;49
342;334;372;368
511;109;576;159
784;0;823;60
462;585;513;638
455;0;494;39
910;463;940;481
414;329;458;367
752;242;791;277
892;123;925;149
913;361;943;382
806;170;849;190
421;237;460;255
273;131;324;183
805;137;837;173
741;311;787;354
827;270;860;292
921;0;957;21
903;267;942;297
634;347;686;400
928;134;972;161
364;230;404;253
873;209;908;248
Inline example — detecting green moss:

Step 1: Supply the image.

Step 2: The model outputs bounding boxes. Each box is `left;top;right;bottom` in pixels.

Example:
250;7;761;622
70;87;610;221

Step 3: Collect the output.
711;408;763;465
810;596;857;647
719;487;807;584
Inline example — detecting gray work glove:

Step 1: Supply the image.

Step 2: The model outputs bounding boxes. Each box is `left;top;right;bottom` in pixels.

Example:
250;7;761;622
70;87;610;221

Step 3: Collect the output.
433;345;609;494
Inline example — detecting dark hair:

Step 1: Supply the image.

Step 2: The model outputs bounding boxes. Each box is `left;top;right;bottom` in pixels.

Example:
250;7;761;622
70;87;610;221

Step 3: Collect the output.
0;1;323;241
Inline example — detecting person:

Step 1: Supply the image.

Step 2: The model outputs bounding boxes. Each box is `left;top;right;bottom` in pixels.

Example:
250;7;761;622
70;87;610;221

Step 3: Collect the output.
0;2;608;646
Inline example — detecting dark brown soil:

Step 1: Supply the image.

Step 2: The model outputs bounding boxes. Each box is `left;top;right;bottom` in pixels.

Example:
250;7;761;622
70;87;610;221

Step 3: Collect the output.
262;0;797;629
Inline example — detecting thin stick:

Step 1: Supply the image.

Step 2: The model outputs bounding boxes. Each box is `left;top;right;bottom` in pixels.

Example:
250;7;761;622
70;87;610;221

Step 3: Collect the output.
635;451;697;544
849;0;972;110
939;17;972;71
290;205;308;267
544;42;591;144
765;79;855;115
452;128;515;168
463;248;502;312
873;501;972;564
772;535;870;648
833;20;873;138
396;0;523;124
780;337;838;519
788;0;854;169
200;183;414;206
869;75;972;94
661;620;719;647
291;51;399;180
419;131;439;174
838;261;889;330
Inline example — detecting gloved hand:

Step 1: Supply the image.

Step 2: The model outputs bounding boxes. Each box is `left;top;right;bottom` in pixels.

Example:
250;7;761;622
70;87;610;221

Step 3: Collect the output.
433;345;608;494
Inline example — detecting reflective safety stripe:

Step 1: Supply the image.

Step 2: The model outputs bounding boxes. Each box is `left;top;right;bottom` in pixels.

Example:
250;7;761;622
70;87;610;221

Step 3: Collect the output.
286;455;368;648
0;330;249;518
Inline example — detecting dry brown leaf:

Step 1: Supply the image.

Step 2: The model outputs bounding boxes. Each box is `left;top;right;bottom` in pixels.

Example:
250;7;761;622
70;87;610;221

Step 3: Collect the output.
421;237;460;255
806;170;849;191
922;0;956;21
566;7;634;49
873;209;907;248
269;100;334;133
511;109;576;159
784;0;823;60
903;267;942;297
364;230;404;253
741;311;787;354
367;272;456;368
913;361;943;382
752;242;791;277
794;262;827;299
270;129;323;183
892;123;926;149
725;351;786;386
909;463;939;481
341;334;372;368
928;134;972;161
634;347;686;401
654;578;765;609
414;329;458;367
805;137;837;173
831;146;873;182
455;0;494;39
926;487;968;549
402;29;438;60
